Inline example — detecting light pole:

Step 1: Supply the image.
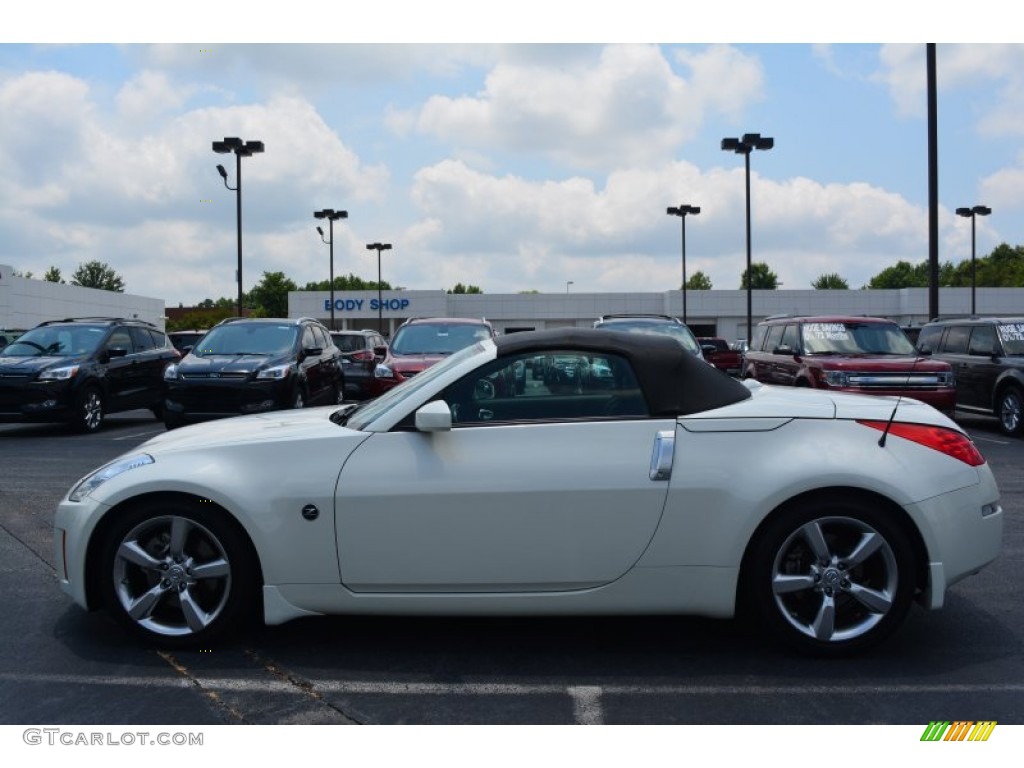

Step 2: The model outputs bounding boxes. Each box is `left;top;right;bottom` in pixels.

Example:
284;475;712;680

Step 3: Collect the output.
213;137;264;318
722;133;773;342
566;281;574;294
314;209;348;329
666;204;700;324
366;242;392;332
955;205;991;316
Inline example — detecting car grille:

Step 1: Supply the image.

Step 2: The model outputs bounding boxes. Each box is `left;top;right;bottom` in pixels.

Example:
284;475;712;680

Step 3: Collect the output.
847;373;949;389
181;372;250;380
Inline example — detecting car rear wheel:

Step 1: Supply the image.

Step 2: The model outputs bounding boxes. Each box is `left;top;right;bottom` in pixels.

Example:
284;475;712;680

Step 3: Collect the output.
996;385;1023;437
99;500;257;647
745;497;916;656
73;386;104;433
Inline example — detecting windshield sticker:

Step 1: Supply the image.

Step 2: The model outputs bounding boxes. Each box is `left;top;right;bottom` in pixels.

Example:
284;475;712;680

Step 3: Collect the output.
998;324;1024;343
804;323;849;342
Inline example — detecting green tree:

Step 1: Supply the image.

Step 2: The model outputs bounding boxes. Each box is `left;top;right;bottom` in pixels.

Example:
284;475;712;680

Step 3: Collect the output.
71;261;125;292
812;273;849;289
248;271;298;317
740;262;779;290
303;273;392;292
448;283;483;294
684;271;712;290
43;266;65;283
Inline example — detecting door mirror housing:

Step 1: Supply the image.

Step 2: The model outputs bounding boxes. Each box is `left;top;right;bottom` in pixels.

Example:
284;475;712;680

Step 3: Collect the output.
415;400;452;432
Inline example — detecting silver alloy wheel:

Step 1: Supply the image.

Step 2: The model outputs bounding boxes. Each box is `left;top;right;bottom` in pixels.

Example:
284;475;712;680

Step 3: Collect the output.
80;389;103;432
999;387;1022;436
771;515;898;643
293;389;304;408
112;515;232;637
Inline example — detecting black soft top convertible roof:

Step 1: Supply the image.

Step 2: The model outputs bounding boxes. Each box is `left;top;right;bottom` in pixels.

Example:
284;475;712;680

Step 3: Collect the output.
495;328;751;417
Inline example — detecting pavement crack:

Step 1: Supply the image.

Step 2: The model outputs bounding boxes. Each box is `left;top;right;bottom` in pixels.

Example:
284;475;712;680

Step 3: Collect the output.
243;648;364;724
157;650;250;724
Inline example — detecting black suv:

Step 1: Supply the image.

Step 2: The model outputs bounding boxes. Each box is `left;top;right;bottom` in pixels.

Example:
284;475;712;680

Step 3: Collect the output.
917;317;1024;436
162;317;344;429
0;317;178;433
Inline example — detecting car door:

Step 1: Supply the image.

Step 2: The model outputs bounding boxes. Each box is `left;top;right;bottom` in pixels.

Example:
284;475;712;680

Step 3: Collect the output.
965;325;1002;410
100;327;139;411
334;350;674;593
128;327;168;408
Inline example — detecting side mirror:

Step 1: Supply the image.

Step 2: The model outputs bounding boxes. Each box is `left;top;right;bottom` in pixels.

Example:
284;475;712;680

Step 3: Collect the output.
303;346;324;358
701;345;717;355
373;344;388;358
415;400;452;432
916;345;932;356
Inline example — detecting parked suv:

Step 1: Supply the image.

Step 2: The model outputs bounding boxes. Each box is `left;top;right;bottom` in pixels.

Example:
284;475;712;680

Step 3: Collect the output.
162;317;344;429
592;314;705;360
330;329;387;400
0;317;178;433
372;317;495;396
916;317;1024;436
743;315;956;413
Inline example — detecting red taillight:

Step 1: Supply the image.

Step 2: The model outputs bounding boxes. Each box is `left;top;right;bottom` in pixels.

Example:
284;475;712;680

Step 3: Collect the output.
352;350;374;361
858;420;986;466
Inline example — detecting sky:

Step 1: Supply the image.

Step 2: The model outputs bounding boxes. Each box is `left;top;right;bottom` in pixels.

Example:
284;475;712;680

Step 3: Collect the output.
2;4;1022;307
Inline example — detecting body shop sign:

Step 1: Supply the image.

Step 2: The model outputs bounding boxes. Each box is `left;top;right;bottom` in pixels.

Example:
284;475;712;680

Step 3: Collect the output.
323;298;411;312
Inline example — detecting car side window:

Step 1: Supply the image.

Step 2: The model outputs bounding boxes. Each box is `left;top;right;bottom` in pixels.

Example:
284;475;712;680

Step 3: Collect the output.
780;324;800;351
441;350;648;426
302;326;317;351
106;328;133;354
917;325;943;352
764;325;785;352
968;326;997;356
129;326;156;352
944;326;970;354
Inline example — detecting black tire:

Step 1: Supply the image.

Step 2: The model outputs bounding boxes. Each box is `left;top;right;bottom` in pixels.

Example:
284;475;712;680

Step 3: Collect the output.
996;385;1023;437
163;412;186;430
743;496;917;656
73;386;104;434
98;499;258;648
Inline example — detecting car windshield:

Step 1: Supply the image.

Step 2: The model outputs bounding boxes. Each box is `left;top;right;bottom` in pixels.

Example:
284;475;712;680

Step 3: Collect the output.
389;322;491;356
998;323;1024;355
801;322;916;355
1;325;107;357
599;320;702;356
192;323;298;356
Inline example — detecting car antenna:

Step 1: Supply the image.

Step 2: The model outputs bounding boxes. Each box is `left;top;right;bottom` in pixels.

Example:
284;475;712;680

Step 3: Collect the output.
878;342;925;447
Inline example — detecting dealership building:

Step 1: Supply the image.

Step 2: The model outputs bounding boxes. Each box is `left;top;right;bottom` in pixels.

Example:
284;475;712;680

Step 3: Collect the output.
289;286;1024;341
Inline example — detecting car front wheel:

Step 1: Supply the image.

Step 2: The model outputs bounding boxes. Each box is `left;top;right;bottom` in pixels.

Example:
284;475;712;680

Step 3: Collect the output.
745;497;916;656
996;385;1023;437
99;500;257;647
73;386;104;433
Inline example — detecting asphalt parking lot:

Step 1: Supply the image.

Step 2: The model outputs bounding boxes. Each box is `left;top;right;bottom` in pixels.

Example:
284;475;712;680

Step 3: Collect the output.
0;410;1021;725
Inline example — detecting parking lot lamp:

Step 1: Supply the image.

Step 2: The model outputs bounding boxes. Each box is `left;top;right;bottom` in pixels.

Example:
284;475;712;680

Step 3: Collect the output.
666;204;700;324
955;205;992;316
366;242;392;332
722;133;773;342
314;209;348;329
212;137;264;318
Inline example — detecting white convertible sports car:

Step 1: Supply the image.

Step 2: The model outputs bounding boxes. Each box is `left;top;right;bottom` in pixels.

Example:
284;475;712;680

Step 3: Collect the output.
54;328;1003;655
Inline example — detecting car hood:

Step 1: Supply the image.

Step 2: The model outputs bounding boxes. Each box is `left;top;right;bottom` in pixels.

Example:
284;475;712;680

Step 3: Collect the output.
803;354;950;372
0;355;85;373
680;380;954;431
140;406;359;454
176;353;280;375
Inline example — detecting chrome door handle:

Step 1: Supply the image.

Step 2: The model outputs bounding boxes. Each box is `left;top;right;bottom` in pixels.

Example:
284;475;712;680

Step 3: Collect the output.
649;430;675;481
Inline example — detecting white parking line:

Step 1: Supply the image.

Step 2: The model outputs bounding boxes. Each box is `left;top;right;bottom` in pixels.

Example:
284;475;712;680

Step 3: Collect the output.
112;429;166;441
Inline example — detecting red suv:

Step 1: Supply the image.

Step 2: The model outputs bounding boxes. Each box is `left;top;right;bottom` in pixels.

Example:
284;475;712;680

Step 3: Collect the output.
743;315;956;413
371;317;495;396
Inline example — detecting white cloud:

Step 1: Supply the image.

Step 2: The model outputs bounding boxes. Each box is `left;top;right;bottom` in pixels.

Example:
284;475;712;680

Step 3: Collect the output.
407;44;764;170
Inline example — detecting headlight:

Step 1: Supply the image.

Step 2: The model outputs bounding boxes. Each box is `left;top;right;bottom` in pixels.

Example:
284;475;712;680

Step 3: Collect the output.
163;363;179;381
38;365;79;381
375;363;394;378
68;454;155;502
257;363;293;380
822;370;848;387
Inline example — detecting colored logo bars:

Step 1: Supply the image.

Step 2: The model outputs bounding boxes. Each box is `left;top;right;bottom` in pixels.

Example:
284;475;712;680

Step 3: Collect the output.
920;721;997;742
